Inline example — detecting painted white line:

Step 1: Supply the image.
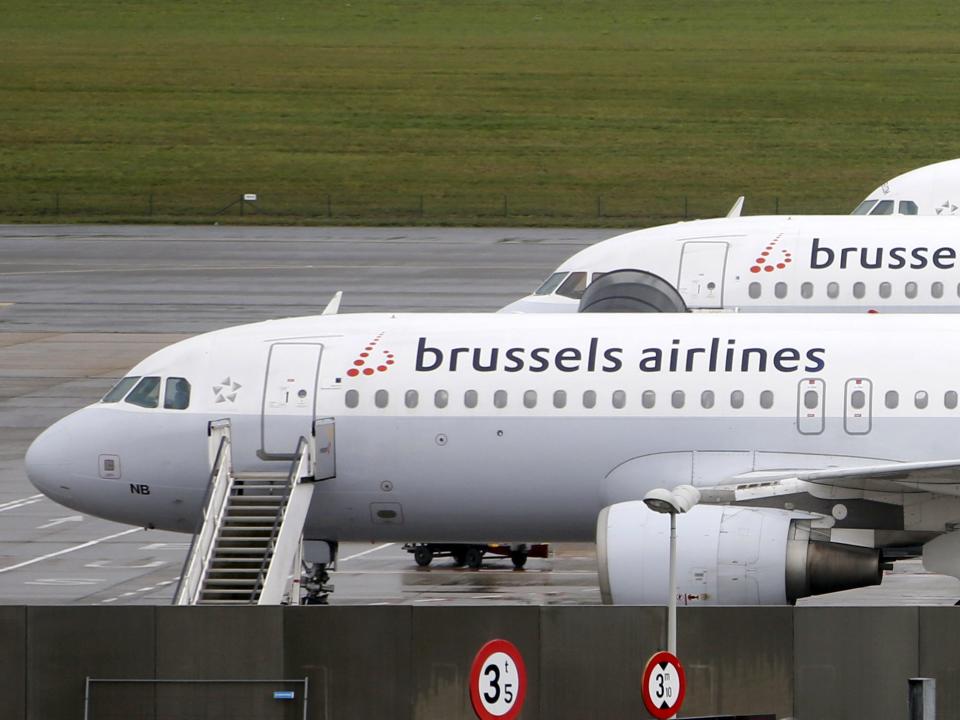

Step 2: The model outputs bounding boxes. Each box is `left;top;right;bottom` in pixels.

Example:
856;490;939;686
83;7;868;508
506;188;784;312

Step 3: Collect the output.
0;494;43;510
0;527;141;574
0;496;44;513
338;542;394;563
36;514;83;529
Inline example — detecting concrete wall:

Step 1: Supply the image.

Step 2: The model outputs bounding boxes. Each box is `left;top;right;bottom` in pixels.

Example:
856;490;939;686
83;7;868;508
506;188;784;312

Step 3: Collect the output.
1;605;959;720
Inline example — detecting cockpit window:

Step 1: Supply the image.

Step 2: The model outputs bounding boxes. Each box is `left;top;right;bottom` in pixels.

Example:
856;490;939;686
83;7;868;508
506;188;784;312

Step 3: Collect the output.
870;200;895;215
125;376;161;408
898;200;918;215
163;377;191;410
534;272;567;296
852;200;877;215
102;376;141;403
556;271;589;299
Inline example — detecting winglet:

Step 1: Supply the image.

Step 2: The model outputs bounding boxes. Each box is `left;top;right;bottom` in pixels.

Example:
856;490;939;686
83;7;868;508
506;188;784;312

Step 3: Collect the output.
726;196;745;218
322;291;343;315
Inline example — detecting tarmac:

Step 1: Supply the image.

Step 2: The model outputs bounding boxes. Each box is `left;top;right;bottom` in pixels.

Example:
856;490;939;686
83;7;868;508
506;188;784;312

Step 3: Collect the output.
1;223;958;606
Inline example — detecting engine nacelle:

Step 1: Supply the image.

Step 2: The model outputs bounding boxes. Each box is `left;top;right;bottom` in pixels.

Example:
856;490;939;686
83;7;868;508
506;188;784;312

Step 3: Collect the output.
597;502;882;605
578;269;687;313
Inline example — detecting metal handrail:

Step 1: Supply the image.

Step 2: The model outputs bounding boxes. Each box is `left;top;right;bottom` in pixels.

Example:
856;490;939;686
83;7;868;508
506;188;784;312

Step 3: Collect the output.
249;436;311;602
174;421;234;605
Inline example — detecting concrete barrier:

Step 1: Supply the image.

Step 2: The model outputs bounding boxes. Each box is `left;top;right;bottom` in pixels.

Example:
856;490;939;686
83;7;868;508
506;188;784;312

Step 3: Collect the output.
3;605;959;720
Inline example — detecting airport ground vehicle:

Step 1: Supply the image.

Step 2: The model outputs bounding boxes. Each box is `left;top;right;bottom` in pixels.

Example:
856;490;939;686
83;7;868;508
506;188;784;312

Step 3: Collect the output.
403;543;549;569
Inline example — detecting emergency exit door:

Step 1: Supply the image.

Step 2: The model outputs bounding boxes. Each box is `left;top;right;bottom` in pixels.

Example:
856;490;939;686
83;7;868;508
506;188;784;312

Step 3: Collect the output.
678;242;728;308
261;343;323;457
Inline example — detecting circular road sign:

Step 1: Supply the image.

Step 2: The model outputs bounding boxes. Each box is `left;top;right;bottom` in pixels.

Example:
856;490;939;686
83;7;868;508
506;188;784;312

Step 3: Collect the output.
469;638;527;720
641;650;686;719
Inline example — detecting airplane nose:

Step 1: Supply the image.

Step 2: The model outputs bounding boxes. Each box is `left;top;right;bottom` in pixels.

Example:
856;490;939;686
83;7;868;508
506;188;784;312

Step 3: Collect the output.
25;413;86;504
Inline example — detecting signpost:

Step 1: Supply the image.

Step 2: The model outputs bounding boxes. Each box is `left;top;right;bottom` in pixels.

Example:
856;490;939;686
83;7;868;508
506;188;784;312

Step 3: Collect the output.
469;639;527;720
642;650;686;720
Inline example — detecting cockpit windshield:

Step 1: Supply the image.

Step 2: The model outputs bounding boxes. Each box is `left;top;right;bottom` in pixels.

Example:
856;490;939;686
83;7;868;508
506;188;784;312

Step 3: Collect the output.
556;271;589;299
102;376;140;403
853;198;919;215
102;375;191;409
534;272;567;296
125;377;161;408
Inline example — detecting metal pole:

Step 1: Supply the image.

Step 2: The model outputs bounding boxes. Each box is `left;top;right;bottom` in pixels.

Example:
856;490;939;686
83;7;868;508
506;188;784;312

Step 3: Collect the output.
83;677;91;720
668;511;677;655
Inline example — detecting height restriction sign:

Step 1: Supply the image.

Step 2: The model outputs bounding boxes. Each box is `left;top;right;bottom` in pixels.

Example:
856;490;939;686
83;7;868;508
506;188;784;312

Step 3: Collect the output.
469;639;527;720
641;650;686;719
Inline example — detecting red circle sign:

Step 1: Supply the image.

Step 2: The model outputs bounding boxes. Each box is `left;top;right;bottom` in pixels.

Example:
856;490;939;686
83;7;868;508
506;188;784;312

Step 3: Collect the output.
641;651;686;719
469;639;527;720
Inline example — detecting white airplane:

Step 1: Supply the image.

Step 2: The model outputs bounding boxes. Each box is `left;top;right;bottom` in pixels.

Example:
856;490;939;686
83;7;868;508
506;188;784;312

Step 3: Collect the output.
855;158;960;216
24;310;960;605
501;215;960;314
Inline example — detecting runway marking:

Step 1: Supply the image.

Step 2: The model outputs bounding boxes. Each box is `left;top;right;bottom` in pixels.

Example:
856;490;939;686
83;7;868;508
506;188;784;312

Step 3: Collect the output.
0;494;44;513
339;542;394;563
36;514;83;529
24;577;102;586
0;527;141;574
100;576;180;604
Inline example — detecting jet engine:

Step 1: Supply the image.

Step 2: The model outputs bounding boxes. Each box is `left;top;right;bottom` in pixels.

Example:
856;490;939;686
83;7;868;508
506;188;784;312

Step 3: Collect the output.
596;502;882;605
578;269;687;313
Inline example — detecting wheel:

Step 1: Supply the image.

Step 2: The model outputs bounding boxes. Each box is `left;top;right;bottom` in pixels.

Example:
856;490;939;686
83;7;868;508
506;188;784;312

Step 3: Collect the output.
452;548;467;567
510;551;528;569
464;546;484;569
413;545;433;567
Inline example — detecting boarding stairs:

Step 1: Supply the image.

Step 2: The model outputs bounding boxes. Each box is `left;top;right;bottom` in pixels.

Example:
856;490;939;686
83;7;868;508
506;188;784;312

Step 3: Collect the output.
174;418;336;605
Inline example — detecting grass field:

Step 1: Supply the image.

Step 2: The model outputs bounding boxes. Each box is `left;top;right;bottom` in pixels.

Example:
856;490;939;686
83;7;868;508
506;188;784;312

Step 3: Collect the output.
3;1;960;225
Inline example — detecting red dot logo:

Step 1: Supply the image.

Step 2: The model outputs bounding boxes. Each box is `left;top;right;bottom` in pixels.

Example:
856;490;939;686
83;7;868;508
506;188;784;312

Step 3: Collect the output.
764;266;774;272
363;368;374;376
347;368;359;377
750;266;761;273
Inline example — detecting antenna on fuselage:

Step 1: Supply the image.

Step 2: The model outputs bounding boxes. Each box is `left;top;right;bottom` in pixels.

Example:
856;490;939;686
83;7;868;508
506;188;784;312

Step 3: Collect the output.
322;291;343;315
726;196;745;218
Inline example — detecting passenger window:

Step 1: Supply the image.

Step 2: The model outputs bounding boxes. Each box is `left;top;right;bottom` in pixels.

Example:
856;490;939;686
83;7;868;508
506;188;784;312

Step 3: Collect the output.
404;390;418;409
700;390;715;409
103;376;140;403
523;390;537;409
884;390;899;409
905;281;918;299
345;389;359;408
801;282;813;299
852;282;865;299
932;281;944;299
804;390;819;409
125;377;161;408
556;272;588;299
748;282;761;299
915;391;929;409
760;390;774;409
642;390;656;409
899;200;919;215
879;282;892;299
375;390;389;409
464;390;478;409
850;389;866;410
946;391;958;410
827;282;839;299
494;390;508;409
775;282;787;299
553;390;567;409
852;200;877;215
671;390;685;409
583;390;597;409
163;377;191;410
730;390;744;409
612;390;626;409
434;390;449;408
535;272;567;296
870;199;895;215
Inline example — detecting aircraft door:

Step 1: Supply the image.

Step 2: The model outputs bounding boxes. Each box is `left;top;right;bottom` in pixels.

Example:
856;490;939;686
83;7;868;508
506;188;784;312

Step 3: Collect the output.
844;378;872;435
678;242;728;309
797;378;825;435
261;343;323;458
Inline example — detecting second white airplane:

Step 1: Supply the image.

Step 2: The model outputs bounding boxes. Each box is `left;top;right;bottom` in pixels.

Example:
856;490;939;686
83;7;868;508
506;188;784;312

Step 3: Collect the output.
502;215;960;314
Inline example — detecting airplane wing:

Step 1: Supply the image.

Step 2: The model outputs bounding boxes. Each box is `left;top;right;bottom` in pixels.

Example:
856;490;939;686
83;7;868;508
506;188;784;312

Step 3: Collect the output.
699;458;960;504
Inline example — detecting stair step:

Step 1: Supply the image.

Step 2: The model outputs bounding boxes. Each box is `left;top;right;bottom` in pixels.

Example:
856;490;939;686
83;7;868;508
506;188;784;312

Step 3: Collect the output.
222;516;278;523
204;579;260;587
